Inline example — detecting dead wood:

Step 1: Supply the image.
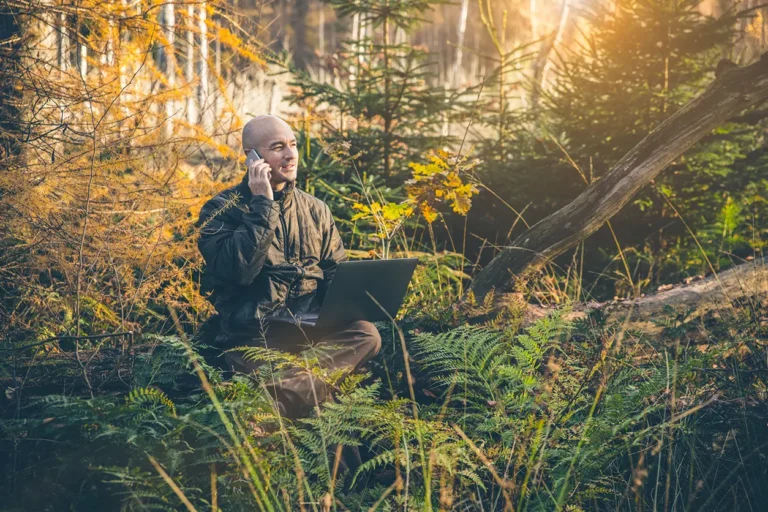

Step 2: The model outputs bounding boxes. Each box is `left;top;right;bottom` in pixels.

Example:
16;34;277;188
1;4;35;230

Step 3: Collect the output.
492;256;768;336
469;53;768;301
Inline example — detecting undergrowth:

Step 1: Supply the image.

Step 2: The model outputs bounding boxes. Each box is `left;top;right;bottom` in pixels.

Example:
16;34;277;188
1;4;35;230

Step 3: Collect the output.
2;306;766;511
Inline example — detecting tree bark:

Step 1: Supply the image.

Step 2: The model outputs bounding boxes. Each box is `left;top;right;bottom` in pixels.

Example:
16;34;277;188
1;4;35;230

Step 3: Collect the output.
186;4;196;124
0;5;23;160
529;0;569;115
469;53;768;301
163;2;176;139
452;0;469;87
58;11;69;71
290;0;310;70
214;19;221;120
501;255;768;336
317;0;325;82
198;2;210;128
601;255;768;330
79;41;87;78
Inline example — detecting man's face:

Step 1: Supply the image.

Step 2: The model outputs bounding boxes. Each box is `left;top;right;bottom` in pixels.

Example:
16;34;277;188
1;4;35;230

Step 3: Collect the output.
246;122;299;188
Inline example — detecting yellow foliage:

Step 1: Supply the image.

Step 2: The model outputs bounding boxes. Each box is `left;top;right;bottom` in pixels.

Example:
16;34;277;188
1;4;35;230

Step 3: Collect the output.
0;0;265;336
350;150;479;258
405;150;479;223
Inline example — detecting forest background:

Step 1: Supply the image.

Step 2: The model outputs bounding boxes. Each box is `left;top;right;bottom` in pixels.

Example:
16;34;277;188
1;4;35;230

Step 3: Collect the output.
1;0;767;510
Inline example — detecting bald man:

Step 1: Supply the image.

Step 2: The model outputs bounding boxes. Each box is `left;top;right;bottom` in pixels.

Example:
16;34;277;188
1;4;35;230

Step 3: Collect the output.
196;116;381;417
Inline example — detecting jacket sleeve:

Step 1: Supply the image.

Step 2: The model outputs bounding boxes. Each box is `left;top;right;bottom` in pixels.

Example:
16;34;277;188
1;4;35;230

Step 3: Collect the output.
197;193;280;287
317;204;347;301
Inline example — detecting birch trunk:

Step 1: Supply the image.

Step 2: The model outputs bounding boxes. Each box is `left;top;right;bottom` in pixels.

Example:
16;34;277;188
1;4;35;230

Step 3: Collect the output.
79;43;87;78
163;2;176;138
106;10;114;66
198;2;210;128
36;5;56;67
350;12;360;86
58;11;69;71
186;4;197;124
118;0;128;128
214;20;221;122
452;0;469;87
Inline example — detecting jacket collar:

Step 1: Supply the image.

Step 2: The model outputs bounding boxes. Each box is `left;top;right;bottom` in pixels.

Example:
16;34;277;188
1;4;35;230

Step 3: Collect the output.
239;171;296;207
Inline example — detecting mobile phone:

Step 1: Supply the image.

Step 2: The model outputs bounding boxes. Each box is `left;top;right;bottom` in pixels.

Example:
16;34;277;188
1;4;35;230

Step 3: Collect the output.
245;148;271;181
245;148;262;168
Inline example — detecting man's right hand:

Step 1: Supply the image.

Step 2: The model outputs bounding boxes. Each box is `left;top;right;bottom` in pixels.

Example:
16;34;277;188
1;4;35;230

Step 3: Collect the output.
248;158;273;200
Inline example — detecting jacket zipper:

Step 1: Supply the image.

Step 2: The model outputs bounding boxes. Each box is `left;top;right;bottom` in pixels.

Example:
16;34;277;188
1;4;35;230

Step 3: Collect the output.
279;194;306;298
279;200;290;262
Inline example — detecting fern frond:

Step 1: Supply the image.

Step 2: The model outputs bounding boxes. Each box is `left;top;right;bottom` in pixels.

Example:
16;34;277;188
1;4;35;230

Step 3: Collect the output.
127;387;177;417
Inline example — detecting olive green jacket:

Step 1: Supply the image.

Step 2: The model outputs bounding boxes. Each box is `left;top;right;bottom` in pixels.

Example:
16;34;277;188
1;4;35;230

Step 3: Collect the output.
197;173;346;335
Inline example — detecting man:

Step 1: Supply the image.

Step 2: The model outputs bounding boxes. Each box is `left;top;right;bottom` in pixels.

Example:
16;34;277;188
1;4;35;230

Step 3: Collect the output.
197;115;381;417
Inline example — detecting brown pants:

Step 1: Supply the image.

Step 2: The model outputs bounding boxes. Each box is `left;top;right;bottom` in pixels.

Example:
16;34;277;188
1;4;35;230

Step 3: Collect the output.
222;320;382;414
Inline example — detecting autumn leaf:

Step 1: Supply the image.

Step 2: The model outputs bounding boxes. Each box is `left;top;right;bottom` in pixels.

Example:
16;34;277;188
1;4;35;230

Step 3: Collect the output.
420;202;438;223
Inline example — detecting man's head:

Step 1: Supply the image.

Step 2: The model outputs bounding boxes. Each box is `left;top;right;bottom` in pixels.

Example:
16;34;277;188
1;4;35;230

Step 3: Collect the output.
242;115;298;191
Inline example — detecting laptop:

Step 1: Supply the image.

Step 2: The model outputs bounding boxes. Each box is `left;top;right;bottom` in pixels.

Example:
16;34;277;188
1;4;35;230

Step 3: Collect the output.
272;258;419;329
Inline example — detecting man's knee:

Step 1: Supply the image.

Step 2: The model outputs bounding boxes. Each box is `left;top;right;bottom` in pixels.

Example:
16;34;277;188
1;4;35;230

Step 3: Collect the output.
347;320;382;356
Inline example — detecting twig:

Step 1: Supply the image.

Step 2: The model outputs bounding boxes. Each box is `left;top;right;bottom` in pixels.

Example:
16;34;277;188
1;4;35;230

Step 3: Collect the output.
0;331;134;351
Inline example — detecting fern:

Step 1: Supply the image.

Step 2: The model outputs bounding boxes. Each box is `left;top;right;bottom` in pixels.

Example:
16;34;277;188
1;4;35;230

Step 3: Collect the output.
134;334;221;388
127;387;177;417
411;311;568;420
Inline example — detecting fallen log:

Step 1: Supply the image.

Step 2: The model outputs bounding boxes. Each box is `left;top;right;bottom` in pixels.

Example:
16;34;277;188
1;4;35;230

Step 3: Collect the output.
469;53;768;301
493;256;768;335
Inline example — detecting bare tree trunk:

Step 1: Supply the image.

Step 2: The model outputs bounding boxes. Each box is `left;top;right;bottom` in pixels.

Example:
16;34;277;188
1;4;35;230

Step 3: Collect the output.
350;12;360;87
1;4;24;159
214;19;221;122
36;5;56;66
452;0;470;87
281;0;289;51
330;10;336;55
269;79;279;115
198;2;210;128
79;42;87;78
118;0;129;130
54;9;69;160
469;54;768;301
163;2;176;139
58;11;69;71
106;13;114;66
290;0;310;70
186;4;197;124
101;1;114;67
470;30;479;84
529;0;569;116
318;0;325;82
